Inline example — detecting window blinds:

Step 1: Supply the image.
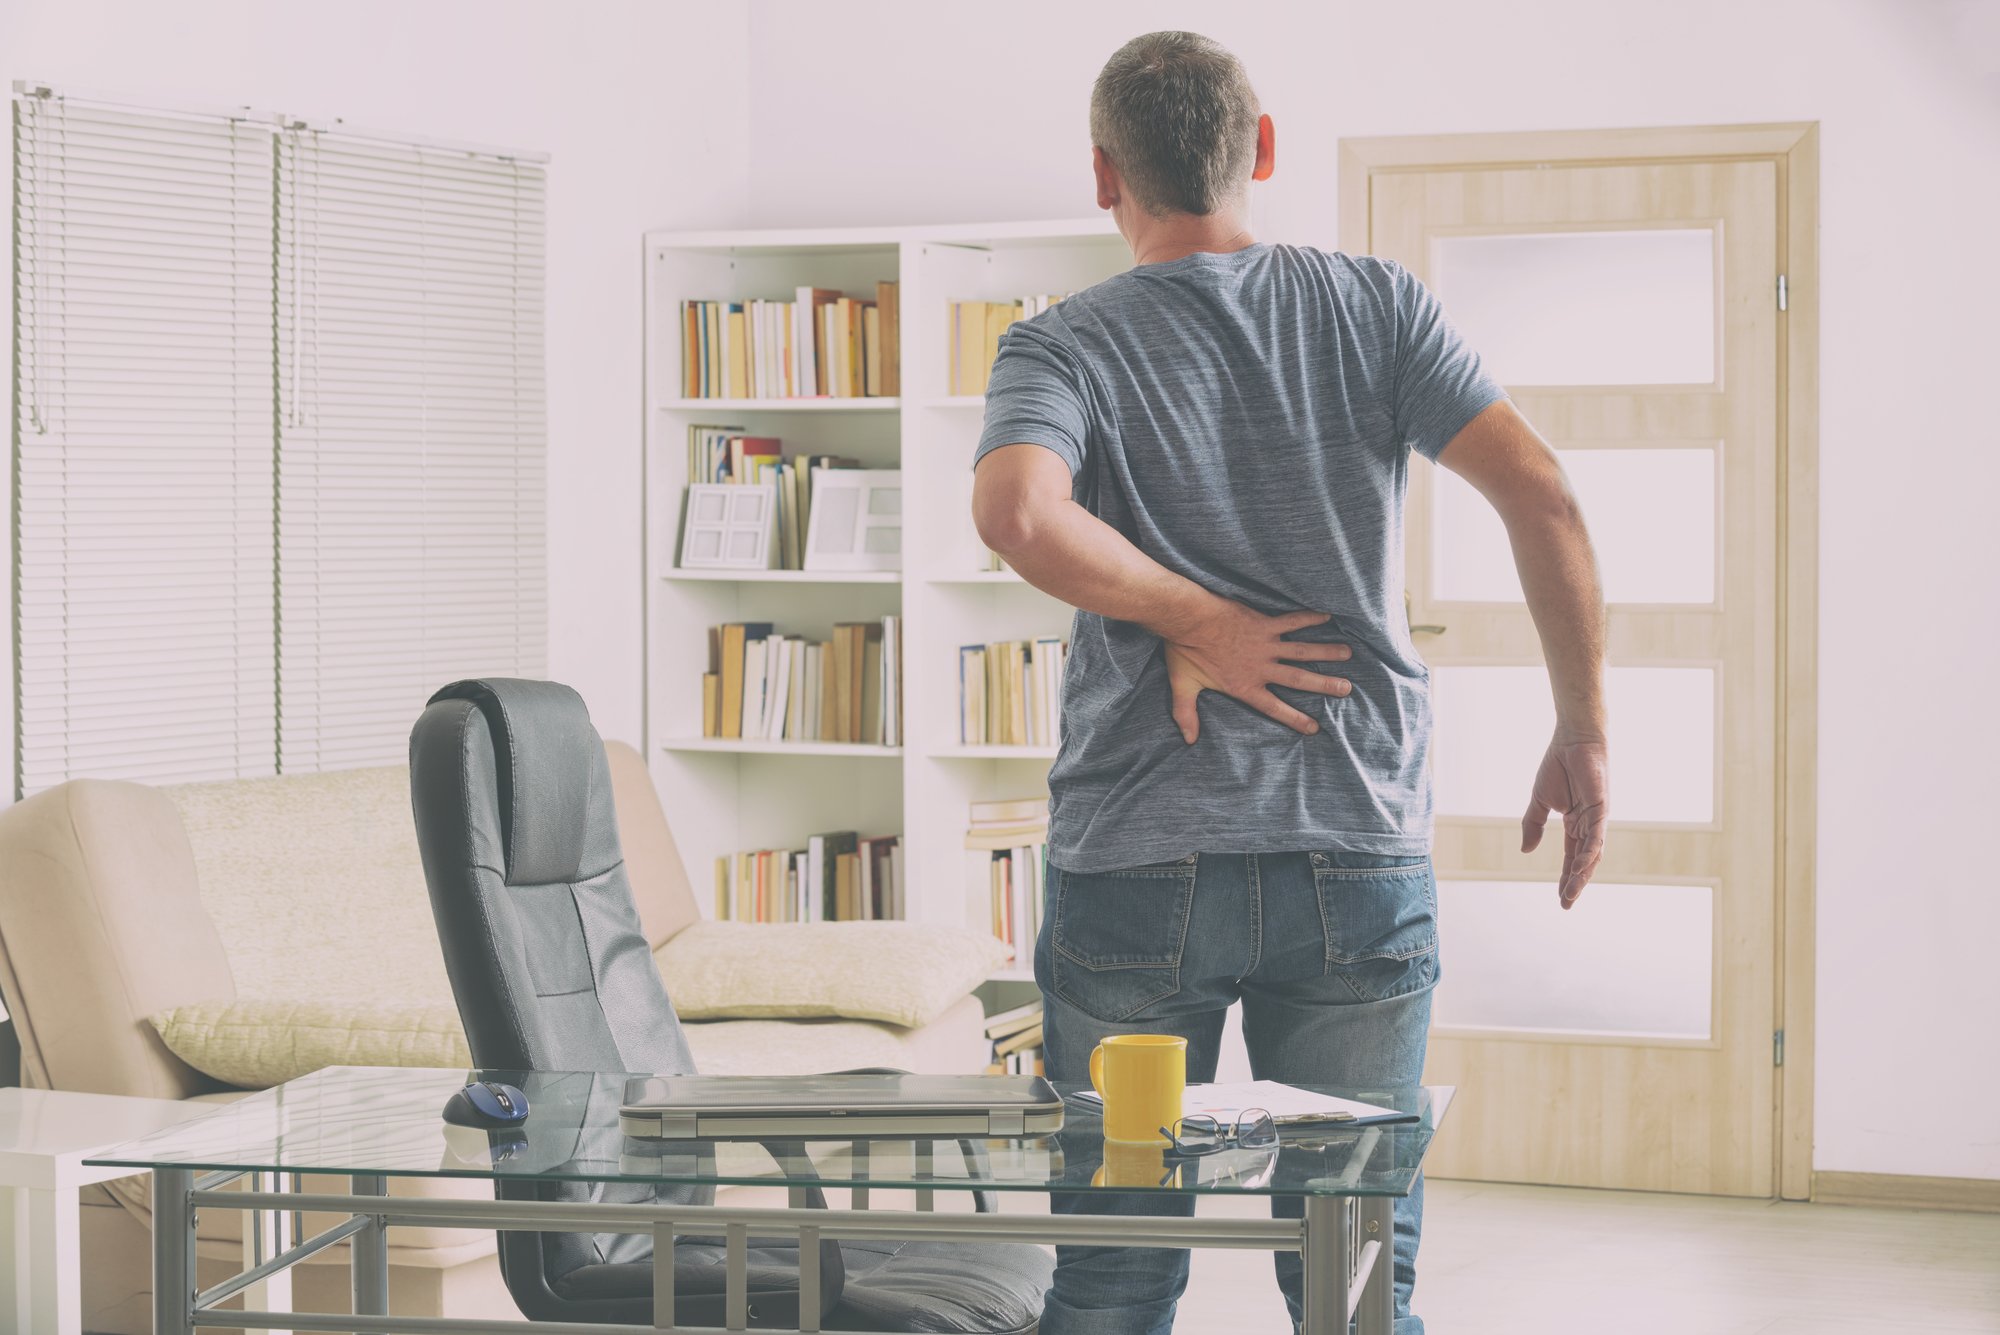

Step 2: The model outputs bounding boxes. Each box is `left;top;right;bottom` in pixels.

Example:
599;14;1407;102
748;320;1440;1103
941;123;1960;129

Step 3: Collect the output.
275;125;547;772
12;86;548;793
12;92;278;794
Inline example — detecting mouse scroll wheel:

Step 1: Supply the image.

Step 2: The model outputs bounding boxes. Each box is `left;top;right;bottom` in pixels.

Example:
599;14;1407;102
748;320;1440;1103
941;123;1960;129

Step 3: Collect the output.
492;1089;513;1112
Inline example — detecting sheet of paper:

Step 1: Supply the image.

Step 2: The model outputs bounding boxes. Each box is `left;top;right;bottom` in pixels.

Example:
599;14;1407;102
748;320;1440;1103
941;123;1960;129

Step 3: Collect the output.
1070;1079;1409;1125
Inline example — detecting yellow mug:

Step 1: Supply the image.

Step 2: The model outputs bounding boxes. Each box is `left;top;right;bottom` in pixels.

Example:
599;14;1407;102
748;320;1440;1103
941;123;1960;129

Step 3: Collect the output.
1089;1033;1187;1146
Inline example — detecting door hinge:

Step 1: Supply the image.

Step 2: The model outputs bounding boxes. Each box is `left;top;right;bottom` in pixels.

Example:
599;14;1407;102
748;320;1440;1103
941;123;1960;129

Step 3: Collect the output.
1777;275;1789;312
1773;1029;1786;1067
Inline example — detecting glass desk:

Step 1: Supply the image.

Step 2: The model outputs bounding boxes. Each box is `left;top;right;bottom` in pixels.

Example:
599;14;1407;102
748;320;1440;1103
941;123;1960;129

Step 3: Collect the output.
92;1066;1452;1335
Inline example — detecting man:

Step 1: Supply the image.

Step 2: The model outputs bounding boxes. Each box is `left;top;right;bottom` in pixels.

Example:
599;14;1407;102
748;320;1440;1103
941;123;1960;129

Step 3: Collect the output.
970;30;1610;1335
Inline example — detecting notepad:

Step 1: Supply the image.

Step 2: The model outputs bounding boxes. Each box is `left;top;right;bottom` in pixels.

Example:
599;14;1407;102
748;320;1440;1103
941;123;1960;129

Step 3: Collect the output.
1071;1079;1417;1128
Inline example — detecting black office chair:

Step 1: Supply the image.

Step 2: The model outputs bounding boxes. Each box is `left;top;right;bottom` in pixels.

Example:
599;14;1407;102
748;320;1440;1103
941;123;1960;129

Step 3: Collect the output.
408;678;1050;1331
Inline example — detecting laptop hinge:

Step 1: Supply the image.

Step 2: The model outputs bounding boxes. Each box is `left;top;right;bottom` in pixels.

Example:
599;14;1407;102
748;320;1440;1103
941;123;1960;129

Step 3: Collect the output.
988;1108;1027;1136
657;1110;700;1138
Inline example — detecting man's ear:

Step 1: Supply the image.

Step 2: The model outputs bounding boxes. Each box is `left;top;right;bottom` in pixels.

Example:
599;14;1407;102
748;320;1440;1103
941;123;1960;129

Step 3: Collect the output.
1093;145;1120;211
1252;114;1275;182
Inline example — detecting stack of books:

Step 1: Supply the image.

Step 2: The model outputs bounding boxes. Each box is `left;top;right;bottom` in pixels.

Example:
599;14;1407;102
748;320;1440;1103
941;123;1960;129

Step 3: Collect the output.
684;427;861;571
947;294;1066;396
681;282;899;399
715;831;903;922
984;998;1045;1076
703;618;902;746
966;796;1049;952
958;638;1066;747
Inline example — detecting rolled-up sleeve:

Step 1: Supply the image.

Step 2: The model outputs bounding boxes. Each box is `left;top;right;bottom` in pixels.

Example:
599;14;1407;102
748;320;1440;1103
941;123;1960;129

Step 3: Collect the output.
973;321;1090;477
1389;260;1508;462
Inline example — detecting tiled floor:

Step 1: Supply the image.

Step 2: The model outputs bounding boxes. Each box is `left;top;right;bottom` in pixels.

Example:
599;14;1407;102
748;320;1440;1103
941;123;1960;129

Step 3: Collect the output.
1008;1179;2000;1333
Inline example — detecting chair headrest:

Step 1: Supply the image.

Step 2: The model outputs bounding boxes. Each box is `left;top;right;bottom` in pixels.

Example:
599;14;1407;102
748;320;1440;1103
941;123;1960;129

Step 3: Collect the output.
425;678;597;886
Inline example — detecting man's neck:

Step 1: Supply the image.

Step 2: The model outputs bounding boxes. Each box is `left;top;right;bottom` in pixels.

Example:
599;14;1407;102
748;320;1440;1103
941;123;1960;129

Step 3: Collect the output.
1123;205;1257;267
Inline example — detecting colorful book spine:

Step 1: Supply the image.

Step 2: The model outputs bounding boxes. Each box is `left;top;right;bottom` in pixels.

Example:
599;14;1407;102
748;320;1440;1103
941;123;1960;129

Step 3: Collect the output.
680;284;897;399
705;618;902;745
957;638;1066;746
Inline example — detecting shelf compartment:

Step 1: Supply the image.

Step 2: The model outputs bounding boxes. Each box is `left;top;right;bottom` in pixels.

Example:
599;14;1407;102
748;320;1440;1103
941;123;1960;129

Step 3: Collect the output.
663;739;904;758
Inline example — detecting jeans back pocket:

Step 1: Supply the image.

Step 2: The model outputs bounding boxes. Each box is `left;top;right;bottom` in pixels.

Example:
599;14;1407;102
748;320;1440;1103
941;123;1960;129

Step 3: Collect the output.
1047;857;1198;1022
1310;852;1439;1002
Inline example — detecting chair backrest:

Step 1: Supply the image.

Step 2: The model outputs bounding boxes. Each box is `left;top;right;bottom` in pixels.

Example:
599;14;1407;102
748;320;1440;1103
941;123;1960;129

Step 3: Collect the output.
409;677;701;1317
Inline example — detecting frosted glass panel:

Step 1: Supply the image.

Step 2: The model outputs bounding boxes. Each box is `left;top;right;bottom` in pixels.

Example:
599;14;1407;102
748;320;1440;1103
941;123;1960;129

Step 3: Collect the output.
1434;448;1716;603
1432;230;1715;385
1433;666;1714;822
1434;880;1712;1038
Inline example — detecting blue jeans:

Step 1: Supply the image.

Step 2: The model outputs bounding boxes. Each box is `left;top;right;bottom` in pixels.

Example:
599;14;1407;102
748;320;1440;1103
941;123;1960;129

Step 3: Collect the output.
1035;850;1438;1335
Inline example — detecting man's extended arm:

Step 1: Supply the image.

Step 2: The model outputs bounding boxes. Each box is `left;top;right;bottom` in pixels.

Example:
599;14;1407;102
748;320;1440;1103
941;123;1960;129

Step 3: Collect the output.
1436;399;1609;907
972;442;1352;742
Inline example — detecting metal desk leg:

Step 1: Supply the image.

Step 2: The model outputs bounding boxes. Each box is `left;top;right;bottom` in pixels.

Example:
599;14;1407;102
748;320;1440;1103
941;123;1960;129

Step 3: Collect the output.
151;1167;196;1335
350;1173;389;1317
240;1170;296;1335
1356;1194;1395;1335
1300;1195;1351;1335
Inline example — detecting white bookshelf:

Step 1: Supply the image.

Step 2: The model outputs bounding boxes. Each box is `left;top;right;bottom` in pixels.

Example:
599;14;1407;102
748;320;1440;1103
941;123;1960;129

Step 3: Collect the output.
643;217;1128;970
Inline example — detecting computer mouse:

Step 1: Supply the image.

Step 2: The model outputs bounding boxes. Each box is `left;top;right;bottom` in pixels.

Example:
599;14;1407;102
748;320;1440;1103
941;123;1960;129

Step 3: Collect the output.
442;1080;530;1128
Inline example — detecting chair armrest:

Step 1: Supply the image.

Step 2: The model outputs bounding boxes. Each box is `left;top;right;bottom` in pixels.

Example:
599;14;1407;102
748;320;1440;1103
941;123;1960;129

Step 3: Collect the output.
655;921;1011;1030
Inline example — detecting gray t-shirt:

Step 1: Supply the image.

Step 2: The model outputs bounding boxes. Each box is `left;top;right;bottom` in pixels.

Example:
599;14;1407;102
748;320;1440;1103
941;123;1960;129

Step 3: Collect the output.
974;243;1504;873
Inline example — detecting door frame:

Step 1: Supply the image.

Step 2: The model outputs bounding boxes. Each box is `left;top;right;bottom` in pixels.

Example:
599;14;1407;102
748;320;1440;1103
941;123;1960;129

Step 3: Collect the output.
1338;123;1820;1200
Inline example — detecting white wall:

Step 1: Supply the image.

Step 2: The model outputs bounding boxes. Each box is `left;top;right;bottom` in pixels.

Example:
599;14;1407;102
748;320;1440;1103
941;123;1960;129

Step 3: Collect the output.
0;0;753;749
742;0;2000;1181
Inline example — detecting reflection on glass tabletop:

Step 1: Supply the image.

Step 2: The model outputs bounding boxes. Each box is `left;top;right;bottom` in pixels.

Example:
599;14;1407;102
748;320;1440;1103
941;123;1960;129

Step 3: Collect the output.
88;1067;1451;1199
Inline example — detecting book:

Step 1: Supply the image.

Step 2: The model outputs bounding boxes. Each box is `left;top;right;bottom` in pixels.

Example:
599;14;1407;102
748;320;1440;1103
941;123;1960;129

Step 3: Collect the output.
876;280;900;396
984;1003;1044;1041
860;625;883;744
971;797;1048;826
717;622;771;740
863;305;882;397
794;286;838;397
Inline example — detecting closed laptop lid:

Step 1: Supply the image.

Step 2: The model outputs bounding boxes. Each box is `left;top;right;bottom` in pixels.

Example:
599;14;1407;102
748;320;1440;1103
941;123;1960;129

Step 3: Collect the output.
622;1073;1059;1117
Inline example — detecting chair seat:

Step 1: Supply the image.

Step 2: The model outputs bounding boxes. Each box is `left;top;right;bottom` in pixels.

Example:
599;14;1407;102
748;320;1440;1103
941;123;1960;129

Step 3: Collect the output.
830;1239;1051;1334
551;1237;1050;1333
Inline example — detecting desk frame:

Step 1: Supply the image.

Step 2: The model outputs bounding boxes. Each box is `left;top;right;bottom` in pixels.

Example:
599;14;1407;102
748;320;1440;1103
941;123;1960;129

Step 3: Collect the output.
152;1169;1397;1335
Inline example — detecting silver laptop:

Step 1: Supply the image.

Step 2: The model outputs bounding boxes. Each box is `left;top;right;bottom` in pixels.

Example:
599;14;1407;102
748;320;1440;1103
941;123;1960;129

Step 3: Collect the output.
619;1073;1065;1140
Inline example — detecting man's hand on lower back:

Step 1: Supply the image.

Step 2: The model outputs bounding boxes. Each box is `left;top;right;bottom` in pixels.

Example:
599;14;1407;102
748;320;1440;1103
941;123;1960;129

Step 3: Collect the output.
1521;734;1609;909
1159;598;1353;744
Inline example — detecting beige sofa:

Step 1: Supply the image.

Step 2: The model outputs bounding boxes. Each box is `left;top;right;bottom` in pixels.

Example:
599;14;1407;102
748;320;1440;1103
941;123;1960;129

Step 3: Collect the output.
0;742;990;1331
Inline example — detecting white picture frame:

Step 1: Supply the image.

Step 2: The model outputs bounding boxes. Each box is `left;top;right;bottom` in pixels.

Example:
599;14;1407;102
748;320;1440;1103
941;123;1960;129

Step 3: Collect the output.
804;469;902;572
679;483;779;570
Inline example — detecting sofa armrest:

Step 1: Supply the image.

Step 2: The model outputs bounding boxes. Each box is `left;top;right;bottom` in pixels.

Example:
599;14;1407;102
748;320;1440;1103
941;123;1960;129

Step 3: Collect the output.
0;780;235;1097
654;921;1012;1029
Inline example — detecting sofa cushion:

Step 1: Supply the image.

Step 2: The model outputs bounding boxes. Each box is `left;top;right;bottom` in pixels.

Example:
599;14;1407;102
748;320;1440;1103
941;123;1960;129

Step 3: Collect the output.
657;922;1011;1029
162;766;457;1008
151;999;471;1088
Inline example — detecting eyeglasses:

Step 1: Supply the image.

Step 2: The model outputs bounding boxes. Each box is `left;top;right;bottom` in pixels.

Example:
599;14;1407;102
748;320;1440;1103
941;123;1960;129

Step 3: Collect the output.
1159;1108;1279;1157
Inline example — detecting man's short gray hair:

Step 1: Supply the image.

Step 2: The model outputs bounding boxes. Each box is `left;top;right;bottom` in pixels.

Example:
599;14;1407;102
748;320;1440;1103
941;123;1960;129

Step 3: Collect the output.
1090;31;1261;219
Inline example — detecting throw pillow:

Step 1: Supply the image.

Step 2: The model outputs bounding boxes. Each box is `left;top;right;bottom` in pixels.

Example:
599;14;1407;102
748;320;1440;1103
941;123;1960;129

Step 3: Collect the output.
656;921;1011;1029
151;999;470;1089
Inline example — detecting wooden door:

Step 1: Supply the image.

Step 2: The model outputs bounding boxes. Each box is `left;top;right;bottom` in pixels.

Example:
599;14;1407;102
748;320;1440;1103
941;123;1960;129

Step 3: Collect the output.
1372;160;1782;1194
